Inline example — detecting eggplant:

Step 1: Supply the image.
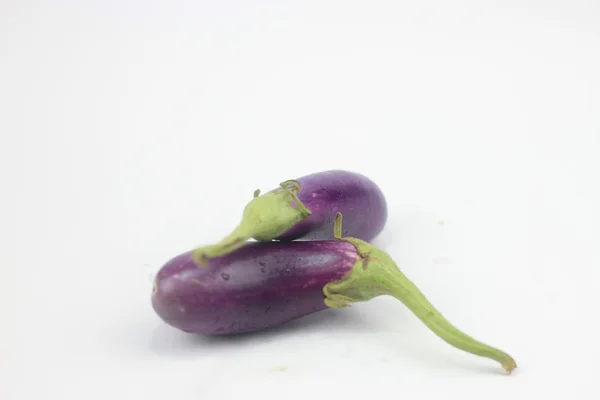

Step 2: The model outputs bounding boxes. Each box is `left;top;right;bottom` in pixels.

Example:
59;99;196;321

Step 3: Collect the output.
192;170;387;264
152;213;516;374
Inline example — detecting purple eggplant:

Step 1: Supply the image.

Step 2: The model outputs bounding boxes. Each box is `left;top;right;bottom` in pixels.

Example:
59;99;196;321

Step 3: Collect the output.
152;213;516;374
192;170;387;264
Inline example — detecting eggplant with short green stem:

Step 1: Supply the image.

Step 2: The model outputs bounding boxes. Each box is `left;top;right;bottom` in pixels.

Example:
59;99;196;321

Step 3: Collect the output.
192;170;388;264
152;212;516;374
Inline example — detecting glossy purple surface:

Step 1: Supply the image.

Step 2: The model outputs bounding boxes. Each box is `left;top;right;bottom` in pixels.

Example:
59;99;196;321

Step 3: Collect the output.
276;170;387;242
152;240;358;335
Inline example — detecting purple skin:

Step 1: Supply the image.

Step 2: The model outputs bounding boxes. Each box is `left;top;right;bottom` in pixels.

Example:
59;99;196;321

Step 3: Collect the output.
152;241;357;335
275;170;387;242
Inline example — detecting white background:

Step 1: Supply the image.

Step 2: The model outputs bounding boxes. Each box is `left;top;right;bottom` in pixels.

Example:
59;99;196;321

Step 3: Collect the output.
2;1;599;399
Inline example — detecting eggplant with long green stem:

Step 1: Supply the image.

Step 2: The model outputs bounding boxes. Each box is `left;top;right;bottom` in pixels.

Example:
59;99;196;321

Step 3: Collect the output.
152;212;516;374
192;170;387;264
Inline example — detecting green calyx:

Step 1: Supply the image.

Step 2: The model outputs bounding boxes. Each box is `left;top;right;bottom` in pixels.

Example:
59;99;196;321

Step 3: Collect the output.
192;180;311;265
324;213;517;374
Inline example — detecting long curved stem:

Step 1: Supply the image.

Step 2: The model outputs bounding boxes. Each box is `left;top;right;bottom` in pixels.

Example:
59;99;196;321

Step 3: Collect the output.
324;212;517;374
384;267;517;373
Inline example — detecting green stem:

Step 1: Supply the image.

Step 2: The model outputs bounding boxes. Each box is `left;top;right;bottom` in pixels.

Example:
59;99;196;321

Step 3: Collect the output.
192;180;312;265
279;180;311;215
384;267;516;373
192;224;254;265
323;213;517;374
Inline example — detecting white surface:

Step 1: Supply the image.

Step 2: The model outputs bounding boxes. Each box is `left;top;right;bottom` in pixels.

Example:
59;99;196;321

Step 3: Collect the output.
2;1;599;399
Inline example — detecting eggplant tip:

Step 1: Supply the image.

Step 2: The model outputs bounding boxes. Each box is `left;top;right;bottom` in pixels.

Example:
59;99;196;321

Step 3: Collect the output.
151;279;158;296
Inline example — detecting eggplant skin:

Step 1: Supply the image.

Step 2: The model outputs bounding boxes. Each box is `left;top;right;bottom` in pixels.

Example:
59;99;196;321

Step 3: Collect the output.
277;170;387;242
152;241;358;335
